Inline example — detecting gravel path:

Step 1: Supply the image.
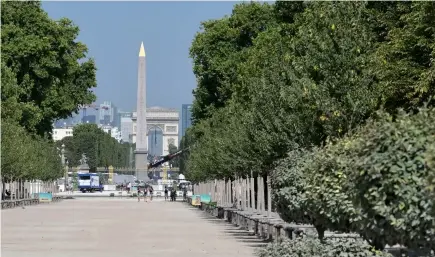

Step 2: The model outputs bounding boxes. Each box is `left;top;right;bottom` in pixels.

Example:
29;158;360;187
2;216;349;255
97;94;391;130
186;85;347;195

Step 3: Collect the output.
1;198;261;257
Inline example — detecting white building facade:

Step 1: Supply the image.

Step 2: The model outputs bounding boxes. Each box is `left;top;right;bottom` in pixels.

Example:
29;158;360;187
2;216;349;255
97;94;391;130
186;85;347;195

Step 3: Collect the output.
52;127;74;141
131;107;179;156
53;125;122;142
99;125;122;142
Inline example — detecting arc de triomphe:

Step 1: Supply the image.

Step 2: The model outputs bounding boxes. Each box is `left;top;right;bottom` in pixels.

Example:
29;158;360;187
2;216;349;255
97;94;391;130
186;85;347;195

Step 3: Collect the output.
131;107;179;156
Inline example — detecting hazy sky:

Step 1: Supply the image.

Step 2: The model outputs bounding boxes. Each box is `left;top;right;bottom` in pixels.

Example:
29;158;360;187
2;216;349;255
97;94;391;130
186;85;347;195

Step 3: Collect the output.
42;1;238;113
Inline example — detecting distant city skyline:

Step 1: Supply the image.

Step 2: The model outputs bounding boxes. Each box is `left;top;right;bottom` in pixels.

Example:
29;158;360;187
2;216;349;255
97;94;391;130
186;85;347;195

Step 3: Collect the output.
42;2;237;111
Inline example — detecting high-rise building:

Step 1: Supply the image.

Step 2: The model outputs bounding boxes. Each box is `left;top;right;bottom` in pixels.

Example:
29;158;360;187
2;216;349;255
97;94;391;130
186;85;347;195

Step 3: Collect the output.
99;101;118;126
82;115;97;124
181;104;193;138
121;117;133;143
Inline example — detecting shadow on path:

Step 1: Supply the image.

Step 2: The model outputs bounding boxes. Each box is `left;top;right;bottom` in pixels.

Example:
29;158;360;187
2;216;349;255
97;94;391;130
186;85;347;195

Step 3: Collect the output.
195;210;270;249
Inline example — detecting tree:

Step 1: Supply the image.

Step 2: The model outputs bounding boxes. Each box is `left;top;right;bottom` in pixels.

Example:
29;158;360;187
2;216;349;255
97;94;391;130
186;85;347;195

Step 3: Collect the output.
189;2;276;123
1;121;63;182
168;144;179;168
370;2;435;112
66;124;131;171
1;1;97;137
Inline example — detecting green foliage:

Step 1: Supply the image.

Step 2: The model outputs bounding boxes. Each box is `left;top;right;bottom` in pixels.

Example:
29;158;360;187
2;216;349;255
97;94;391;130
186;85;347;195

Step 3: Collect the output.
371;2;435;112
183;0;435;250
273;108;435;249
272;149;313;226
1;1;96;182
189;2;276;122
347;108;435;249
257;235;392;257
1;1;97;137
168;144;179;168
58;124;131;170
1;121;62;181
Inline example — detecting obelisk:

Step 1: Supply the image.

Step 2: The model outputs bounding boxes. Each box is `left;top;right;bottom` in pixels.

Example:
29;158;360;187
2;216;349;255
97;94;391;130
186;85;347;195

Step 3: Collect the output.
135;42;148;181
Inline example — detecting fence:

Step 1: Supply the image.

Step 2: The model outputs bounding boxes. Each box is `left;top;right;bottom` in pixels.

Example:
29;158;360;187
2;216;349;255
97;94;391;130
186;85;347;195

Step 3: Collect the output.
190;176;420;257
1;180;61;209
192;175;273;216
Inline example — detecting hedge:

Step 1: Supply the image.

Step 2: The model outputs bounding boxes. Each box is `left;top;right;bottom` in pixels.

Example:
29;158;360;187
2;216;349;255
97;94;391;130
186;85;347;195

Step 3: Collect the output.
257;234;393;257
272;108;435;250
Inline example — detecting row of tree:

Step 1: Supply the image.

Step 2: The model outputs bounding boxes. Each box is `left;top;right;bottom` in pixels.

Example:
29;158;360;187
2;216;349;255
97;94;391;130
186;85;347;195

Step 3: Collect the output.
1;1;97;182
181;1;434;254
57;124;132;171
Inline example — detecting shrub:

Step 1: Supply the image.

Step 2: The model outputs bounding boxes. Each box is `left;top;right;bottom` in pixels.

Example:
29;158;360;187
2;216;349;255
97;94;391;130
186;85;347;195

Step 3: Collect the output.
272;149;314;226
304;138;362;238
348;108;435;250
256;235;393;257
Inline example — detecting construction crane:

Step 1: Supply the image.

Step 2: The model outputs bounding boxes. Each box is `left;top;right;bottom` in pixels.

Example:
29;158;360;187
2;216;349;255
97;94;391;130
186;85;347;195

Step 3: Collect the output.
79;104;109;120
148;147;190;169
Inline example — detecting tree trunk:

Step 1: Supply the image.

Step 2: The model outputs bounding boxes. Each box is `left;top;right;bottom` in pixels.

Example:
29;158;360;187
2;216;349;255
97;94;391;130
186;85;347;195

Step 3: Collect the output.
315;224;326;240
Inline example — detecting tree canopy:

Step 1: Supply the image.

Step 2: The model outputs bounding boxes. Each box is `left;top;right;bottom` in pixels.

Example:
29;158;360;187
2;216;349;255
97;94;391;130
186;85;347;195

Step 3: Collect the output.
57;124;131;171
1;1;97;182
182;0;435;252
1;0;97;137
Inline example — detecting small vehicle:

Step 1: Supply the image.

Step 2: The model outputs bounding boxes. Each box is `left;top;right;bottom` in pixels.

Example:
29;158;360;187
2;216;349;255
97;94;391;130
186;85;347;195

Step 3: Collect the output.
78;173;104;193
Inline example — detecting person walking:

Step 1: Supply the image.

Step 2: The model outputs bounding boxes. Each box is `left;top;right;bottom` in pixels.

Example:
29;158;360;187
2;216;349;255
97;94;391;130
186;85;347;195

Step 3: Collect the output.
149;186;154;201
183;187;187;202
127;182;131;194
145;187;150;202
164;186;169;201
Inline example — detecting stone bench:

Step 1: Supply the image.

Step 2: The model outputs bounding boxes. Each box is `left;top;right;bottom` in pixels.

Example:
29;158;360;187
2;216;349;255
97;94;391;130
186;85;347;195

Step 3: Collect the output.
185;200;428;256
1;196;63;209
187;201;366;243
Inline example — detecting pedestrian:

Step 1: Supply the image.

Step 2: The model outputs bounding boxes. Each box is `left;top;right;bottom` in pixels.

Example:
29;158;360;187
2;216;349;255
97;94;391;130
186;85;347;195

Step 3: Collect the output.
127;182;131;194
164;186;168;201
137;188;141;202
183;187;187;202
149;186;154;201
145;187;150;202
171;188;176;202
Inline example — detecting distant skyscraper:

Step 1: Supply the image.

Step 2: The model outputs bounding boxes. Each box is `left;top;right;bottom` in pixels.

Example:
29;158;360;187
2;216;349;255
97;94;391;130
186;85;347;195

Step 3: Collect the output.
82;115;96;124
99;101;118;126
181;104;193;138
121;117;133;143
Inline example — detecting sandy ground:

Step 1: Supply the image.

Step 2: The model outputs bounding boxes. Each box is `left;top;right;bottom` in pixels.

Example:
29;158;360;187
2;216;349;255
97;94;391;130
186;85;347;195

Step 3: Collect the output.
1;198;266;257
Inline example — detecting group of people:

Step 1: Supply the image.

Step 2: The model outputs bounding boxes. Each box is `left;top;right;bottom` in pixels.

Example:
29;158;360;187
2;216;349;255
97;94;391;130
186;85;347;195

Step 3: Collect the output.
120;182;188;202
164;186;178;202
137;186;153;202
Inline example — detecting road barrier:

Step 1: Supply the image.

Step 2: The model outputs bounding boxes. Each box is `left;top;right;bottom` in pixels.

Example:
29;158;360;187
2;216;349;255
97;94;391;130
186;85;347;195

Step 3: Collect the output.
1;180;63;209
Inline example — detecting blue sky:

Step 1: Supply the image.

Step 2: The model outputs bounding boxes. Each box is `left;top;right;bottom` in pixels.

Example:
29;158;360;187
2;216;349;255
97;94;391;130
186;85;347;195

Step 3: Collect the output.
42;1;239;113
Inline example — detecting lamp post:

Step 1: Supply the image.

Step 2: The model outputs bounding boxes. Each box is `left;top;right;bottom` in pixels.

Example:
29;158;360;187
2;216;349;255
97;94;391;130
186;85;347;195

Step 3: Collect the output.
61;144;67;192
65;159;69;192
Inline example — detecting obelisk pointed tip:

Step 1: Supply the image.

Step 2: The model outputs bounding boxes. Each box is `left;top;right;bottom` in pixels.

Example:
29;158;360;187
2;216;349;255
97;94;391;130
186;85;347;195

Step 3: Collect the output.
139;42;146;57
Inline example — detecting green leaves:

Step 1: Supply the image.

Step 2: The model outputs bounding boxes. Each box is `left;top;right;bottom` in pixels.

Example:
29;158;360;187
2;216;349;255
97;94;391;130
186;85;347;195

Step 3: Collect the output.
273;108;435;250
61;124;131;170
1;121;62;181
257;236;393;257
1;1;97;137
189;2;276;122
184;1;435;250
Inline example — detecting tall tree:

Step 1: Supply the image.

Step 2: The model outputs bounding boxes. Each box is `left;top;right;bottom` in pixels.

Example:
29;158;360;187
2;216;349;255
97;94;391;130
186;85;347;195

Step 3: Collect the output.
1;1;97;137
371;2;435;112
189;2;276;123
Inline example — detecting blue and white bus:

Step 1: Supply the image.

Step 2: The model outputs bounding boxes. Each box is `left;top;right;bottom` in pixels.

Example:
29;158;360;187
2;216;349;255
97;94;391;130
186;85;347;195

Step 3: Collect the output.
77;173;104;193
